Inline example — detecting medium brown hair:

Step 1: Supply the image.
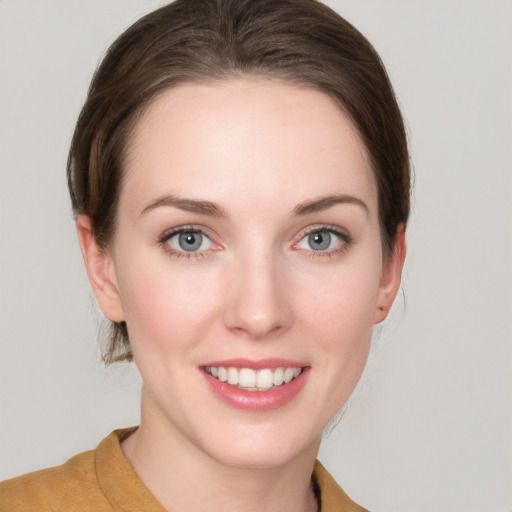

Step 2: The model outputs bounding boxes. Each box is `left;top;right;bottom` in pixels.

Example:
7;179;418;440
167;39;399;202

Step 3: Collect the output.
68;0;410;363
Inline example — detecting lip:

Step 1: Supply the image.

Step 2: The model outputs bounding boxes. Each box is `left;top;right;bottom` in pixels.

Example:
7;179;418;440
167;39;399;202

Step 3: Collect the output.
202;358;307;370
201;359;310;412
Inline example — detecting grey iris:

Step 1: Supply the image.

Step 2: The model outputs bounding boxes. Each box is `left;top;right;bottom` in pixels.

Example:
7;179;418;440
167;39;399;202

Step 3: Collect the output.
308;231;331;251
179;232;202;251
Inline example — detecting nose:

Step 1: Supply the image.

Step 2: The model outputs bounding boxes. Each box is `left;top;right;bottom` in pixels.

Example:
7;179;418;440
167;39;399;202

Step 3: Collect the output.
223;250;293;340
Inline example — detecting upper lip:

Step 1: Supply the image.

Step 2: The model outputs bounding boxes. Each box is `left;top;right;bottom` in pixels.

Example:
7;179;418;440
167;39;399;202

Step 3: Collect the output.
201;358;308;370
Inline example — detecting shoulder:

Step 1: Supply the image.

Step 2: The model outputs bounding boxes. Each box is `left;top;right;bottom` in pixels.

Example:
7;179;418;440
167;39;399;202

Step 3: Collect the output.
0;428;164;512
0;443;111;512
313;460;369;512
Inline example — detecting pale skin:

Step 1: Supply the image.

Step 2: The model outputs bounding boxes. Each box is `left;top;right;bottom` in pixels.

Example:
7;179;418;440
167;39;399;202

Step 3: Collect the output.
77;79;406;512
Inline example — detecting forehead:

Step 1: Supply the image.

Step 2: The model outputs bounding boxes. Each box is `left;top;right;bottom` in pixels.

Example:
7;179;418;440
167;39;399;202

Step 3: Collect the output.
122;79;377;217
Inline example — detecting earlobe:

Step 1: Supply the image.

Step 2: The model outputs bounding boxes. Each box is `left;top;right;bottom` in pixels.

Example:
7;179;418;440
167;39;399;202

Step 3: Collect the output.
373;223;407;324
75;215;125;322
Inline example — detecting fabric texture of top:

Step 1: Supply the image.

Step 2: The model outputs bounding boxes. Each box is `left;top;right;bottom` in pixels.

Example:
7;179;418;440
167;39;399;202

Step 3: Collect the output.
0;428;368;511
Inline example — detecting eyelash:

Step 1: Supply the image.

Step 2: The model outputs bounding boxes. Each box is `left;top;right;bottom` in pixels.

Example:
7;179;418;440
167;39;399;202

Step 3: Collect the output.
294;224;352;259
158;226;218;260
158;224;352;260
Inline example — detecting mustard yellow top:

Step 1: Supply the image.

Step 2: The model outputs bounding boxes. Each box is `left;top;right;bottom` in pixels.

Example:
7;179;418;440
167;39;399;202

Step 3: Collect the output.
0;428;368;512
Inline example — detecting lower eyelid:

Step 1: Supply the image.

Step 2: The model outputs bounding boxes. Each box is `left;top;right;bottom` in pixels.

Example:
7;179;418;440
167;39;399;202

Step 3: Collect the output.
164;247;209;259
294;227;350;250
159;226;351;258
158;226;225;260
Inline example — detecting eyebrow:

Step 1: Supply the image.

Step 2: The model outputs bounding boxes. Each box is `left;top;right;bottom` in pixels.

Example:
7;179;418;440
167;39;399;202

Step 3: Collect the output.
292;194;369;216
140;194;228;218
140;192;368;218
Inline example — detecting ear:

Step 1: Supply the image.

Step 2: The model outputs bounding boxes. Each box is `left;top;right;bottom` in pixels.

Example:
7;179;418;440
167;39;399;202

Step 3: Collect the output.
75;215;125;322
373;223;407;324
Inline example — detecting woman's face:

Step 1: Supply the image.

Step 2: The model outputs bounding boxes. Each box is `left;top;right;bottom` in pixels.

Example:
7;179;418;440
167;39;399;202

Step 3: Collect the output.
83;79;403;468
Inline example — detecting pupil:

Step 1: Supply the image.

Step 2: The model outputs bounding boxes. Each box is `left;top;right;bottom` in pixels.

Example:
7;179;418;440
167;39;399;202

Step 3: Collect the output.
309;230;330;251
179;232;202;251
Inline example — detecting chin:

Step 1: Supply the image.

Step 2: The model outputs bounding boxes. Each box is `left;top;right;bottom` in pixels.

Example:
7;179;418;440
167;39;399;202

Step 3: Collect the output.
196;419;322;470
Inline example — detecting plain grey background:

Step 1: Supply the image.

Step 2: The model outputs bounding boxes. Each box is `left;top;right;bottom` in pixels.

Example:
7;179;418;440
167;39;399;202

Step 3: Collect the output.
1;1;511;511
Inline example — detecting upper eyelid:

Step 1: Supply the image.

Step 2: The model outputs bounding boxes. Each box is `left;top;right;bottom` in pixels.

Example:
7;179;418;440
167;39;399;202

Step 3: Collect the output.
159;225;215;242
159;226;219;258
292;225;352;252
157;223;350;248
295;224;350;240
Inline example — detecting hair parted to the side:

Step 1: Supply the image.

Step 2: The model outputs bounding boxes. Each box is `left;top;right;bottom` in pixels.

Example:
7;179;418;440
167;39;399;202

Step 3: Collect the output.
68;0;410;364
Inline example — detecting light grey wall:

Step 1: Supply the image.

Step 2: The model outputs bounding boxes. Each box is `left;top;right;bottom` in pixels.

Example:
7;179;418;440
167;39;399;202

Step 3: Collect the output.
1;1;511;511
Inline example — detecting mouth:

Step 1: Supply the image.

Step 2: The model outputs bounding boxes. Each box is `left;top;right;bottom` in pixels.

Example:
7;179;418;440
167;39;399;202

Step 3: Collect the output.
204;366;303;392
202;360;309;411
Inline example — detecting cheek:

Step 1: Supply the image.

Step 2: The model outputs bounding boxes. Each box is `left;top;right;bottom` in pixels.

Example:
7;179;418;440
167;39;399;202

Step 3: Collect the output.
294;256;382;369
300;262;380;334
114;255;221;353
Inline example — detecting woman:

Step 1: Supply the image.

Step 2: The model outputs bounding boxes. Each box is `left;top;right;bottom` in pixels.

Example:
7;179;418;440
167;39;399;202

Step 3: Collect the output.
0;0;408;510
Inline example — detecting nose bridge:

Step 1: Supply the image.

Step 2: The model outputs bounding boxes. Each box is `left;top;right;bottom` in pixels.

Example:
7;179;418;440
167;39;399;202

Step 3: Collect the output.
224;244;292;339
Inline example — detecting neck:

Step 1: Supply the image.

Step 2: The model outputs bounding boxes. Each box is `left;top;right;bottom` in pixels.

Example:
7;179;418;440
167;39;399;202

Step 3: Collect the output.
122;388;320;512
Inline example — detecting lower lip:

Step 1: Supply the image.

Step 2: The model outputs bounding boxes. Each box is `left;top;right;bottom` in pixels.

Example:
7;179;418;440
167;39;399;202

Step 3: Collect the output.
203;368;309;412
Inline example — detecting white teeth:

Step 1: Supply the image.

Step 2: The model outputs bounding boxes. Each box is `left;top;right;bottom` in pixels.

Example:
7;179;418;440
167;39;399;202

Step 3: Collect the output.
283;367;295;383
256;369;274;390
239;368;256;388
273;367;284;386
206;366;303;391
227;367;239;385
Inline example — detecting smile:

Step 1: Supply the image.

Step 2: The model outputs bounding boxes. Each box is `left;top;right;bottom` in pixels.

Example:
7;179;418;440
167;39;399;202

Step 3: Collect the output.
204;366;303;391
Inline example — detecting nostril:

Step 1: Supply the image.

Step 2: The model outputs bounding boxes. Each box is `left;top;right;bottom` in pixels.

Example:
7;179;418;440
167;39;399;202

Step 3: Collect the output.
224;306;292;340
222;260;294;338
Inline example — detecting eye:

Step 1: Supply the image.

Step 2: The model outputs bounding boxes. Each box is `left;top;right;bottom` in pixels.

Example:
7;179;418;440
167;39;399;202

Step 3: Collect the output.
165;229;213;253
295;227;349;253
